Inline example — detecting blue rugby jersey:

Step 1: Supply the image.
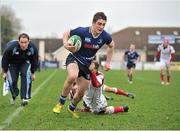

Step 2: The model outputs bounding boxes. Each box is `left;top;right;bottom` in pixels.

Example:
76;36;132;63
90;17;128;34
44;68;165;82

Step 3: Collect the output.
124;50;139;63
2;40;39;73
70;27;112;66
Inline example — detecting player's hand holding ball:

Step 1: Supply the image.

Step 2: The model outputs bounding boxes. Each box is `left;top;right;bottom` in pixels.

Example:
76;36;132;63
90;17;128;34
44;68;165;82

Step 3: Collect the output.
66;35;82;53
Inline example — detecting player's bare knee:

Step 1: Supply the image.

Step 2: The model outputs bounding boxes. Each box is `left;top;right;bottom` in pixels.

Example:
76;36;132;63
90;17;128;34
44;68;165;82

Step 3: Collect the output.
77;91;84;98
68;75;77;83
105;106;114;114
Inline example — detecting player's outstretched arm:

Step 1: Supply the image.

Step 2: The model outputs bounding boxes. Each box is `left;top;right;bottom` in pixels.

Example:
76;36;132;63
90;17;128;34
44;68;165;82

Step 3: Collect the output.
104;41;115;71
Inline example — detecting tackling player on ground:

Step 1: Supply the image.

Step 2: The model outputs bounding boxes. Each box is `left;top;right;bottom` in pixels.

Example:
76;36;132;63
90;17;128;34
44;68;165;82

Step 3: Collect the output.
69;82;135;101
80;60;129;114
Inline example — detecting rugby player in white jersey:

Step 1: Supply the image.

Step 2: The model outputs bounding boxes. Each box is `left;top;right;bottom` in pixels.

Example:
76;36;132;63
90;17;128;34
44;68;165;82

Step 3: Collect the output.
154;38;175;85
80;60;129;114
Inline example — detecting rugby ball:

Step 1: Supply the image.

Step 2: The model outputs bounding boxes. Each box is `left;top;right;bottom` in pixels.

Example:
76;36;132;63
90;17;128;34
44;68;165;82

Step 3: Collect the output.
68;35;82;52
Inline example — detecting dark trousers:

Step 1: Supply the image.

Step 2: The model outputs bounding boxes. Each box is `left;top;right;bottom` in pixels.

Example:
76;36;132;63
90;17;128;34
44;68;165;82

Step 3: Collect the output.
7;62;32;100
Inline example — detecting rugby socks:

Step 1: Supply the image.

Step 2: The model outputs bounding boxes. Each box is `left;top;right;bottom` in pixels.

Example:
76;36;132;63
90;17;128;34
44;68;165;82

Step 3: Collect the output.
114;106;124;113
69;103;76;111
128;74;133;81
59;95;67;105
106;106;129;114
167;75;170;82
116;89;128;96
128;74;130;81
161;73;164;82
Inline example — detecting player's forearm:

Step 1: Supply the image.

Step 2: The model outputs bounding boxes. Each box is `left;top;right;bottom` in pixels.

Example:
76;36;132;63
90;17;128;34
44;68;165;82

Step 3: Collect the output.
90;72;101;87
170;53;175;61
106;41;114;64
155;51;160;59
63;32;70;44
1;56;9;73
63;32;76;52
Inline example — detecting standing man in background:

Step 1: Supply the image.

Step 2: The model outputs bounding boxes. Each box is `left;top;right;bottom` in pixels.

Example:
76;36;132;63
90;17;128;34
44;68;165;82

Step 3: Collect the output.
154;37;175;85
124;44;140;84
53;12;115;118
1;33;39;106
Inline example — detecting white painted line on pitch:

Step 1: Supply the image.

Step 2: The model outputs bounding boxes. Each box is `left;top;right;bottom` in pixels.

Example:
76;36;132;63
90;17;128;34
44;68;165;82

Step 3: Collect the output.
0;70;57;130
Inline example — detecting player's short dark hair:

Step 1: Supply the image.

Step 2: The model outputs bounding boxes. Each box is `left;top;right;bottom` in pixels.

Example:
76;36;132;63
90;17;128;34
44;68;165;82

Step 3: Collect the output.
18;33;30;41
92;12;107;23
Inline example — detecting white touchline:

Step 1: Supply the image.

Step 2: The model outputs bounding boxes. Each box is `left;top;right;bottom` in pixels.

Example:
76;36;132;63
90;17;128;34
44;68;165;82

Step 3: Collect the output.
0;70;57;130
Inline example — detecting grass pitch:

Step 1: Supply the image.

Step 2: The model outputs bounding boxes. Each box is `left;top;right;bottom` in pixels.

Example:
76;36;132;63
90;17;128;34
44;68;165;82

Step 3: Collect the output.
0;69;180;130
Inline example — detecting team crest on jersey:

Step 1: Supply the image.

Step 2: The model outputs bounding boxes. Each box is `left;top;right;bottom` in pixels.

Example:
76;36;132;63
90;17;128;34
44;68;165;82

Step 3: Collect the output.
97;39;102;44
85;37;91;43
27;51;32;56
15;52;19;55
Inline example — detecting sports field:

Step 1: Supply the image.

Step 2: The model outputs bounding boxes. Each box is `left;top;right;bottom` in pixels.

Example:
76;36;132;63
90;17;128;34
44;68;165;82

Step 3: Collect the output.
0;69;180;130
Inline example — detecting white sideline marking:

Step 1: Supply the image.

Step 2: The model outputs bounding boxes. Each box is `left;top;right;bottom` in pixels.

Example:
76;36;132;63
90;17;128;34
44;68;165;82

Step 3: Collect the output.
0;70;57;130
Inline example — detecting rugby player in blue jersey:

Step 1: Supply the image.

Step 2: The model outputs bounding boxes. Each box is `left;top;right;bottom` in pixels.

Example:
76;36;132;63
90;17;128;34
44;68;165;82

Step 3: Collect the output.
53;12;115;118
124;44;140;84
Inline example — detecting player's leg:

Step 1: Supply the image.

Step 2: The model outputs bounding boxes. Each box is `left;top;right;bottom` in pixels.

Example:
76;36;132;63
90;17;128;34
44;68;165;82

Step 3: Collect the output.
104;85;128;96
8;65;19;105
53;62;79;113
104;85;134;99
68;77;89;118
20;62;31;106
166;64;171;85
160;67;165;85
104;105;129;114
127;69;131;83
160;61;166;85
69;82;78;100
160;68;165;85
79;101;91;112
128;68;133;84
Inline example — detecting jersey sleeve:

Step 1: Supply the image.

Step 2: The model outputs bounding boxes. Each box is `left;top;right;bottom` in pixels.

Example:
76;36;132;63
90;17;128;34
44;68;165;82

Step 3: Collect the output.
104;32;112;45
90;72;104;88
1;41;15;73
70;27;84;37
124;50;128;55
170;46;175;54
157;45;161;52
135;51;140;58
1;49;11;73
29;43;39;73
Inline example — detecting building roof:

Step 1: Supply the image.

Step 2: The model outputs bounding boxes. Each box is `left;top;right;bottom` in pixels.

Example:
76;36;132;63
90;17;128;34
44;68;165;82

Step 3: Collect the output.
31;38;63;53
111;27;180;50
31;27;180;53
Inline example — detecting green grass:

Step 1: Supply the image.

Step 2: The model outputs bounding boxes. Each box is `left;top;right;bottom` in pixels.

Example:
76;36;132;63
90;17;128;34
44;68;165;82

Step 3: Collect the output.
0;69;180;130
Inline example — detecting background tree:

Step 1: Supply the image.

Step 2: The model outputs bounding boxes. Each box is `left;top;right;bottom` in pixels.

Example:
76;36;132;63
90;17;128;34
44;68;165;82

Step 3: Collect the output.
0;5;22;55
